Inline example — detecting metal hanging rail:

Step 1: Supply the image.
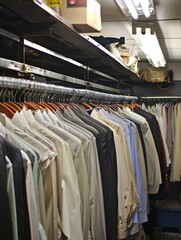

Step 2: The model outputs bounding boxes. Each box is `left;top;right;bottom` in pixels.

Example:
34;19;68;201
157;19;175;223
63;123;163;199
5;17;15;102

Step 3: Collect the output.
0;76;138;103
139;96;181;103
140;96;181;100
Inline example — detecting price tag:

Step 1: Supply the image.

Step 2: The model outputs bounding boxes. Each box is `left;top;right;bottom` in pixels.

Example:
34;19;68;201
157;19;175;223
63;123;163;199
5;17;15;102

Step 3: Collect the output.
46;0;62;6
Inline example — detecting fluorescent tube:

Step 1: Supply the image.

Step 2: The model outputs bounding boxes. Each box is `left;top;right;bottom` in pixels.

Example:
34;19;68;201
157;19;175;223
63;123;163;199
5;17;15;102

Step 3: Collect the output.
139;0;151;18
115;0;155;19
124;0;138;19
135;28;166;67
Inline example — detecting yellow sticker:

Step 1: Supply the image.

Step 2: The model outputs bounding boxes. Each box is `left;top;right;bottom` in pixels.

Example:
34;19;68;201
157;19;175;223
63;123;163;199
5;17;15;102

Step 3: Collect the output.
46;0;62;6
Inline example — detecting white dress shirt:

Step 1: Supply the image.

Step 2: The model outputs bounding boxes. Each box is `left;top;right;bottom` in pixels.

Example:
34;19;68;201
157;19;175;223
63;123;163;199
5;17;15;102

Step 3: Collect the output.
6;156;19;240
26;109;83;240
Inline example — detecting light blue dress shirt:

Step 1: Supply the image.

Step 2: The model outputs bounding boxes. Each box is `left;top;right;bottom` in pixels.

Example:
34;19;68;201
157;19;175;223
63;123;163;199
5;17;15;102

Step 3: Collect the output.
101;109;148;224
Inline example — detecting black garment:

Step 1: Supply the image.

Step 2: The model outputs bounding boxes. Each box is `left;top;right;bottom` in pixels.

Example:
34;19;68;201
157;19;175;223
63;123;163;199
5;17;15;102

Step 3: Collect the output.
91;36;125;48
72;108;118;240
0;136;13;240
1;136;31;240
134;107;167;190
71;108;102;152
133;108;170;240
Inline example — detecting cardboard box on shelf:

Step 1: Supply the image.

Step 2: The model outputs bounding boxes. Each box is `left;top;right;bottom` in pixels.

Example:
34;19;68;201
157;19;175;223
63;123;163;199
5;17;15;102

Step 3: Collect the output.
61;0;102;33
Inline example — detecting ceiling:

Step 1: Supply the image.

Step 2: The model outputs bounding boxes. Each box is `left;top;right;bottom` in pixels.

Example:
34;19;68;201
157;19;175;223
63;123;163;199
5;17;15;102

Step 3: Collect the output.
92;0;181;64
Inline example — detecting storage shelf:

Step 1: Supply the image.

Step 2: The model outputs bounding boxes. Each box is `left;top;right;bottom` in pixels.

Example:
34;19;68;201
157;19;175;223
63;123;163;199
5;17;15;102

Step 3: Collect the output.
0;0;143;88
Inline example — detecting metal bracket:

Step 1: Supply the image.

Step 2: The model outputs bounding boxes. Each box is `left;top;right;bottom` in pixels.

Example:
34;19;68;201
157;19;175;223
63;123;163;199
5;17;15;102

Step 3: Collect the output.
132;21;155;35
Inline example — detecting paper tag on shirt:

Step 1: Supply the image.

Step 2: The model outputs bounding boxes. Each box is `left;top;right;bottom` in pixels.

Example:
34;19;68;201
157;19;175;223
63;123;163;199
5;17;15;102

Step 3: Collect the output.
61;179;65;188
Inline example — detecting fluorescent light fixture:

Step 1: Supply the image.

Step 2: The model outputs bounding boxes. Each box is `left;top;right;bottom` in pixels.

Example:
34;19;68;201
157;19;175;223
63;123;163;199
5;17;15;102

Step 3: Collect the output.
115;0;155;19
134;28;166;67
139;0;151;18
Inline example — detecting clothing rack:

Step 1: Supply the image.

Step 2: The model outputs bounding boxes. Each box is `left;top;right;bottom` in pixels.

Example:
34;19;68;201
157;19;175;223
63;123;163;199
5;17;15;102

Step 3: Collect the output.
0;76;138;103
139;96;181;103
140;96;181;99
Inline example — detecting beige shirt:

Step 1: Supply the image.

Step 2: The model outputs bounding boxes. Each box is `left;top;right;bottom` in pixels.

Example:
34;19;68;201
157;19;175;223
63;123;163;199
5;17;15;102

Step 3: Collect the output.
171;103;181;181
91;109;139;239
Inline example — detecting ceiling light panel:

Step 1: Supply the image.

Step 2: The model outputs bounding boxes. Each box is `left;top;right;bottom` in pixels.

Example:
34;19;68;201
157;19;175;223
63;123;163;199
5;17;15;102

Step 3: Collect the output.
115;0;155;19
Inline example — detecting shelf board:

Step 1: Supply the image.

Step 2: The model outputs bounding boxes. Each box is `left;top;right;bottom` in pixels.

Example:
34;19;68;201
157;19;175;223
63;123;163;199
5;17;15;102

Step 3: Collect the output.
0;0;143;86
0;57;123;93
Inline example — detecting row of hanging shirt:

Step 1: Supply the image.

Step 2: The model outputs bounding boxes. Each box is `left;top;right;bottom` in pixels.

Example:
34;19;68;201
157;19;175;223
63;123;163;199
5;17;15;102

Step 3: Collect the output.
1;98;169;240
142;99;181;182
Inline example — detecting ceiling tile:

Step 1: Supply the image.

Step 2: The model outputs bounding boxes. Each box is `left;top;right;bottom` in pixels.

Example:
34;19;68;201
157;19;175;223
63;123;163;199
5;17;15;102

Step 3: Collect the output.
157;20;181;38
160;39;181;49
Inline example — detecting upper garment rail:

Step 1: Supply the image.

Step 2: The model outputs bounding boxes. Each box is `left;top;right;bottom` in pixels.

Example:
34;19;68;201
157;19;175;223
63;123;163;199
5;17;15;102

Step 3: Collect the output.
0;76;138;104
139;96;181;104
